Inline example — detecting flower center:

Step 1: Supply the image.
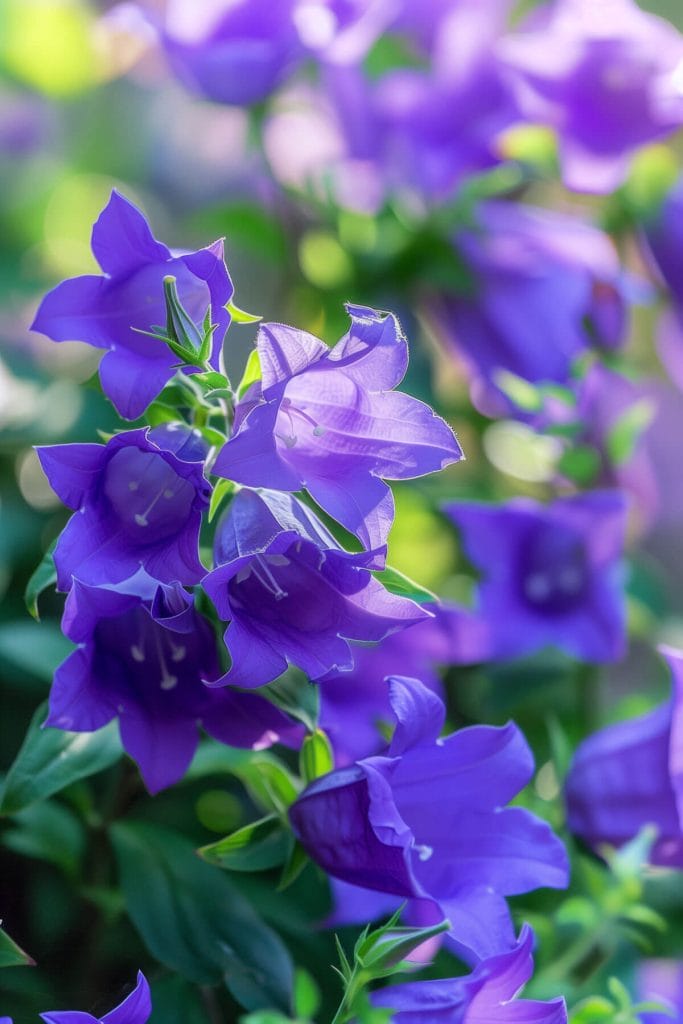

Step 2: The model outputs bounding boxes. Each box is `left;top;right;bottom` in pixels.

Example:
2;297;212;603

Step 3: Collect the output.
519;524;589;614
103;447;195;542
275;397;326;449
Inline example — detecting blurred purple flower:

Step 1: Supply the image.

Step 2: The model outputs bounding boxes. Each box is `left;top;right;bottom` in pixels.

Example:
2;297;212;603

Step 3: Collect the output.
214;304;462;552
638;960;683;1024
371;924;567;1024
444;491;627;664
37;424;211;591
289;676;568;963
319;603;491;765
499;0;683;193
41;971;151;1024
31;190;233;420
426;200;626;398
50;571;298;794
203;488;429;689
565;645;683;867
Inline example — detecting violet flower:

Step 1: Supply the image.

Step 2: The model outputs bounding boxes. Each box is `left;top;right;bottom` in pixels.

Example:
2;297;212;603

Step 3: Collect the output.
499;0;683;193
49;572;299;793
565;645;683;867
41;972;151;1024
638;960;683;1024
202;488;430;689
444;491;627;664
289;676;568;964
371;924;567;1024
37;424;211;591
31;190;233;420
214;304;462;552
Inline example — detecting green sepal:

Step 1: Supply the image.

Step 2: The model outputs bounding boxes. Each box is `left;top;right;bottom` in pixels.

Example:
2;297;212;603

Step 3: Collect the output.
24;538;58;620
228;300;263;324
299;728;334;783
373;565;437;605
237;348;262;398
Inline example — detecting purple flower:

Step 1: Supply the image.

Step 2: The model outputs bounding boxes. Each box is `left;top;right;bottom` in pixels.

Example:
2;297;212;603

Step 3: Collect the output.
202;488;430;689
213;304;462;552
289;676;568;964
444;491;627;664
159;0;303;106
31;190;233;420
565;646;683;867
499;0;683;193
426;200;626;398
41;971;151;1024
371;924;567;1024
49;572;299;793
642;176;683;352
319;603;491;765
638;960;683;1024
37;424;211;591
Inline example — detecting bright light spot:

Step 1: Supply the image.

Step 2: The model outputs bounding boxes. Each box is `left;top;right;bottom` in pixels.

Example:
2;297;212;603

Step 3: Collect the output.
483;420;561;483
535;761;560;802
1;0;96;97
17;449;62;511
298;231;353;289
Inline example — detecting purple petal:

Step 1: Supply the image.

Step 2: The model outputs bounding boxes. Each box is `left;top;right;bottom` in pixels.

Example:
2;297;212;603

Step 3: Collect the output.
441;886;517;965
329;304;408;390
305;469;394;552
208;619;288;689
99;346;177;421
203;689;302;749
213;399;302;491
36;443;105;509
91;191;170;277
46;648;116;733
31;275;112;348
258;322;328;394
102;972;152;1024
119;711;199;794
387;675;445;755
40;1014;97;1024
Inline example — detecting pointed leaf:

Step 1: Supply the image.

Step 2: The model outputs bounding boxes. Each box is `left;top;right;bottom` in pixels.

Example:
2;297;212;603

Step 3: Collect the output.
24;539;58;621
199;815;292;872
372;565;437;605
237;348;262;398
227;301;263;325
0;924;34;968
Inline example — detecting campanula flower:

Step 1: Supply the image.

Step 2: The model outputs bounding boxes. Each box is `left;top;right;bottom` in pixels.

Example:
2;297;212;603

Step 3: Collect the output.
565;646;683;867
638;960;683;1024
49;572;299;793
289;676;568;963
41;972;151;1024
214;304;462;552
31;190;233;419
499;0;683;193
202;488;430;689
37;424;211;591
444;491;627;663
427;200;626;399
371;925;567;1024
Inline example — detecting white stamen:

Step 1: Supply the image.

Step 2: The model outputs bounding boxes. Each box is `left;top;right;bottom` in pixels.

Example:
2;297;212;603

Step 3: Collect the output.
130;644;145;662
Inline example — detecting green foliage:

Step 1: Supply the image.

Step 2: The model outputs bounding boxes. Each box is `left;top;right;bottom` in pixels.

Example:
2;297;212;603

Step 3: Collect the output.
372;565;438;605
299;729;334;784
199;814;293;872
0;923;34;968
24;538;57;620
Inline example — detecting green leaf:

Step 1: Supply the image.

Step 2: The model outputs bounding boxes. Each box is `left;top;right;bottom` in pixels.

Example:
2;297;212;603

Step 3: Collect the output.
293;968;320;1019
208;477;236;523
277;840;309;892
569;996;615;1023
150;976;212;1024
372;565;437;605
111;821;293;1011
0;620;73;682
557;444;601;486
199;815;292;872
0;702;121;815
237;348;262;398
299;729;334;783
2;800;85;877
0;923;34;967
605;398;656;466
24;538;58;620
188;740;300;815
264;670;319;732
228;300;263;325
493;370;543;413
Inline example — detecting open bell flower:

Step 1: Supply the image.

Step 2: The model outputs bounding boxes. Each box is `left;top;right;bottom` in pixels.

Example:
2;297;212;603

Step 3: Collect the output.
49;571;300;794
202;488;430;690
565;645;683;867
41;972;151;1024
37;424;211;590
31;190;233;420
289;676;568;964
213;304;463;553
370;924;567;1024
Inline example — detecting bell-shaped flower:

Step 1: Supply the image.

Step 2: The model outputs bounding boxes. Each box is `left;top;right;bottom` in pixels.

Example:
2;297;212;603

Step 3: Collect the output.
49;571;299;793
498;0;683;193
213;304;462;552
41;972;151;1024
371;924;567;1024
289;676;568;964
202;488;430;689
566;646;683;867
31;190;233;420
37;424;211;590
444;491;627;664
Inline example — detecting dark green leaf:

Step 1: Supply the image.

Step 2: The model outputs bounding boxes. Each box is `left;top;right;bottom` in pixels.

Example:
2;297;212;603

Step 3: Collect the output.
0;702;121;815
111;821;293;1011
2;800;85;876
150;976;212;1024
0;621;73;682
188;740;300;815
199;814;292;872
264;671;319;732
24;539;58;620
277;841;309;892
0;924;34;968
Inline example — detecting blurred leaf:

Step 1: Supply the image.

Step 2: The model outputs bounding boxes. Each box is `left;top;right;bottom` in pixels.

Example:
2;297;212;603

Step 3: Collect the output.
188;740;300;815
0;702;121;815
605;399;656;467
0;923;34;968
265;671;319;733
199;815;292;872
569;995;615;1022
299;729;334;783
2;800;84;877
150;975;212;1024
237;349;262;399
277;840;309;892
557;445;601;486
293;968;320;1019
24;539;57;621
0;621;73;682
373;565;437;605
112;821;293;1011
493;370;543;413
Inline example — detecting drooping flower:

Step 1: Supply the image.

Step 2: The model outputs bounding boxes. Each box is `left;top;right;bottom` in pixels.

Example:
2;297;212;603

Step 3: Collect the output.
41;972;151;1024
31;190;233;420
202;488;430;690
443;491;627;663
638;960;683;1024
319;603;491;765
498;0;683;193
426;200;626;401
565;645;683;867
289;676;568;964
213;305;462;552
49;571;299;793
370;924;567;1024
37;424;211;591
